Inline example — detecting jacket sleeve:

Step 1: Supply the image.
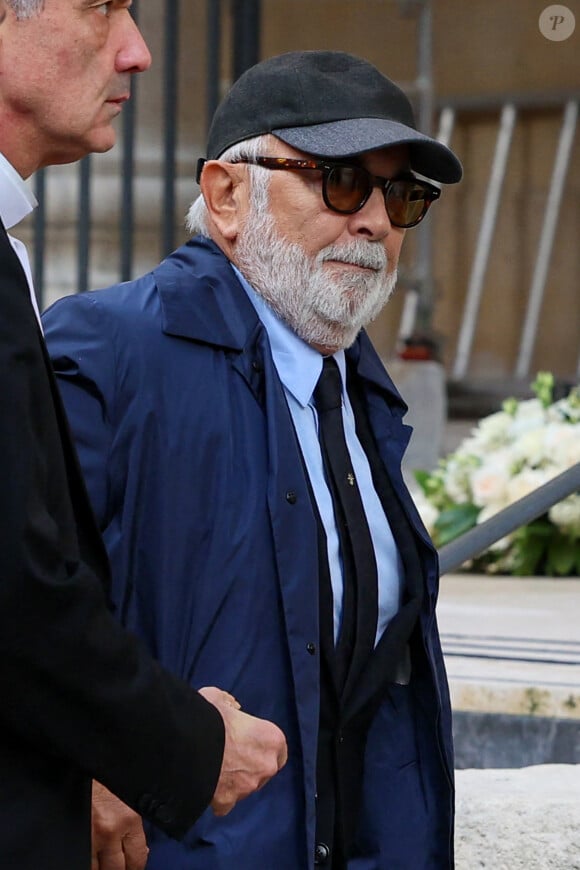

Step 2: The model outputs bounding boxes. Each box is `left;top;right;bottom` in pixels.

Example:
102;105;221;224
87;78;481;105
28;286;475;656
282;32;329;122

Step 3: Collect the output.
43;291;122;528
0;270;225;839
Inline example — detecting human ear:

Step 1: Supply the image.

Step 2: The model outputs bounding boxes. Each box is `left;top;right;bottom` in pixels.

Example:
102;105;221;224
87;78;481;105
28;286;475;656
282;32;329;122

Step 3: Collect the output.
200;161;248;242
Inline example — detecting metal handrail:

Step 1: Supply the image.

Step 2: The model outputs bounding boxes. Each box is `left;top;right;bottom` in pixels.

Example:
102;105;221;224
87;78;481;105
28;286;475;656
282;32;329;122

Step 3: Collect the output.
438;463;580;575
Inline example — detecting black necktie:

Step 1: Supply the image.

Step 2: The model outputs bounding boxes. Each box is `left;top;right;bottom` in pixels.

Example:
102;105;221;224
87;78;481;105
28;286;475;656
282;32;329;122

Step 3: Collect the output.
314;357;378;691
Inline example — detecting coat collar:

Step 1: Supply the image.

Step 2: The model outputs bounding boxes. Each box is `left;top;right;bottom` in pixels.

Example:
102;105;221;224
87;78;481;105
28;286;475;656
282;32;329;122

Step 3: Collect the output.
154;234;409;420
153;236;260;351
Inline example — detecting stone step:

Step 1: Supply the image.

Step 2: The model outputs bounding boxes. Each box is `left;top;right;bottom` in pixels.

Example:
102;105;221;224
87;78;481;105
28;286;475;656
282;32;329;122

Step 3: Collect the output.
439;575;580;766
438;575;580;717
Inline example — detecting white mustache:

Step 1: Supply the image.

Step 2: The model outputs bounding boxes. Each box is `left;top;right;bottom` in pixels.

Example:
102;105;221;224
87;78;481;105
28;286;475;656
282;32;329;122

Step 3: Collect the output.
319;242;387;272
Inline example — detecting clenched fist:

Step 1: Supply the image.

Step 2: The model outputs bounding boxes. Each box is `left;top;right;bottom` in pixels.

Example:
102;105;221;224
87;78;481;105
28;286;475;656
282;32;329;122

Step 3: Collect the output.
199;687;288;816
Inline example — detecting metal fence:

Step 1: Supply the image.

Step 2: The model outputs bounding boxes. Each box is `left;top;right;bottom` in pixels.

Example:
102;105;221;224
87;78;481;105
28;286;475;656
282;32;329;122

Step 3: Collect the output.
437;93;580;384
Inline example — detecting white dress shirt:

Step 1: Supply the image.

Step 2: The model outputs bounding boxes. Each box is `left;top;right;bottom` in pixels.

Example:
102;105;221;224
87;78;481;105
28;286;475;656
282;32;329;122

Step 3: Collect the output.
0;151;41;326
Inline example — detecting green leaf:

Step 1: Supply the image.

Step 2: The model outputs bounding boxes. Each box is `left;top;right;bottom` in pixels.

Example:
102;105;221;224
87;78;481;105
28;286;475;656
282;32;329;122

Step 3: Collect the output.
515;518;553;541
530;371;554;407
434;503;480;546
502;397;519;416
510;534;548;576
508;518;556;575
546;535;578;576
414;469;433;495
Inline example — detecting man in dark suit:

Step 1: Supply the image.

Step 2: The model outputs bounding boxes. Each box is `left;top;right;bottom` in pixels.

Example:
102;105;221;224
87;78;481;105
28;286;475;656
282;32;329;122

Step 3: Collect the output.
0;3;287;869
44;51;463;869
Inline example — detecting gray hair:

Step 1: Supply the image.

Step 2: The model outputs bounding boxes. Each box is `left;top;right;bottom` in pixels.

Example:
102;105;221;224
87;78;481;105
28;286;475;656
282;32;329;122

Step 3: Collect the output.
186;134;273;238
6;0;44;19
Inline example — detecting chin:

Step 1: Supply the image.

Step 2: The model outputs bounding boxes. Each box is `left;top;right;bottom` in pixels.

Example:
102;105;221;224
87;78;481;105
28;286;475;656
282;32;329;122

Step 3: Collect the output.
79;120;118;157
88;128;117;154
44;129;117;168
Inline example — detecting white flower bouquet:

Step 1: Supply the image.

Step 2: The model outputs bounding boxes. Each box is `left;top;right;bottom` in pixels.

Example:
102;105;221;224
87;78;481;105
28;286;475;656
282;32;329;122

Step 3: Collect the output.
414;373;580;576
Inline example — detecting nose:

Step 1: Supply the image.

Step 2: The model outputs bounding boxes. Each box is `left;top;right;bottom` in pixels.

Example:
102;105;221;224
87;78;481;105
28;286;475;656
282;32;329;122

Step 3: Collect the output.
115;11;152;74
347;185;392;241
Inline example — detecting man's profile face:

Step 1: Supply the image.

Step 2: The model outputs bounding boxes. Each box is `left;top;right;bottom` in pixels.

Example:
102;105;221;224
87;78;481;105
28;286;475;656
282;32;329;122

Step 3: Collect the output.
0;0;151;176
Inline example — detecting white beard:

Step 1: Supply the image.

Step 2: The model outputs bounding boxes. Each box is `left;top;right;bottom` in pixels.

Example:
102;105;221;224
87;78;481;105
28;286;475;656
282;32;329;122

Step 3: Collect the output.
234;199;398;352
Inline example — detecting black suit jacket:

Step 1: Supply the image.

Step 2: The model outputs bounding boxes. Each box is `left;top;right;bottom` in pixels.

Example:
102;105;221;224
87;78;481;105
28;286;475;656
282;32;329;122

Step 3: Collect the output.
0;220;225;869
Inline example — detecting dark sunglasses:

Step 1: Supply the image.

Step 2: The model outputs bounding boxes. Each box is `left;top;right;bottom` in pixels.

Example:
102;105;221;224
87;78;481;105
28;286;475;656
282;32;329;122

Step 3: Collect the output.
223;155;441;228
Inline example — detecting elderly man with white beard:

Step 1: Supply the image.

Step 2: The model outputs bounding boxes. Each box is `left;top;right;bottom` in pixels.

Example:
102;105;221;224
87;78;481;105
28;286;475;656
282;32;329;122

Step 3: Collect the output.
44;50;462;870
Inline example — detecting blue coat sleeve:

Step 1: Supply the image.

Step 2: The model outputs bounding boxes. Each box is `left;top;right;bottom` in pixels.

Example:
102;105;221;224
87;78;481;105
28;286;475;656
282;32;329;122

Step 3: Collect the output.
43;291;117;528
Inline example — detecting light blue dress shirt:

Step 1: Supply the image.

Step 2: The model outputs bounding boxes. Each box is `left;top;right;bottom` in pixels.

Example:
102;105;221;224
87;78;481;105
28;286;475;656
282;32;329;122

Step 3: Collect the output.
234;265;404;647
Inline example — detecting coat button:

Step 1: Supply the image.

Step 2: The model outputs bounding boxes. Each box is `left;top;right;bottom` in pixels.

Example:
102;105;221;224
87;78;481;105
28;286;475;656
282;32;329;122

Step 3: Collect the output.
314;842;330;864
252;359;263;372
285;490;297;504
306;642;316;655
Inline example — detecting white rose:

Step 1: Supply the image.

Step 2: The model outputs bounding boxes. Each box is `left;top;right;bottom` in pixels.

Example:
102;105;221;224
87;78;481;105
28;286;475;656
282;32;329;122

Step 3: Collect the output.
470;450;512;507
549;397;580;425
511;399;546;437
543;423;580;469
505;467;553;503
512;427;547;469
549;494;580;535
443;455;474;504
465;411;513;451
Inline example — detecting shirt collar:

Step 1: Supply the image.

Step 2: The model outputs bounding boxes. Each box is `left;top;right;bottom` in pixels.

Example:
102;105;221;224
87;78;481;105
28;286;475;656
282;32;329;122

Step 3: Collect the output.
0;152;38;229
232;263;346;407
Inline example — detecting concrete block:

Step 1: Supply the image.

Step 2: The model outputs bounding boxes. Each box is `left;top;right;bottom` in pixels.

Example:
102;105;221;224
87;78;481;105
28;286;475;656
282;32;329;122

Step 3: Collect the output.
454;711;580;768
385;358;447;480
455;765;580;869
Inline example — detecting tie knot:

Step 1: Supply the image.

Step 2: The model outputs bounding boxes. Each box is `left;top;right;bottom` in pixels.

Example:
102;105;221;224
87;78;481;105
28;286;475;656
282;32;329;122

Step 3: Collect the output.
314;357;343;413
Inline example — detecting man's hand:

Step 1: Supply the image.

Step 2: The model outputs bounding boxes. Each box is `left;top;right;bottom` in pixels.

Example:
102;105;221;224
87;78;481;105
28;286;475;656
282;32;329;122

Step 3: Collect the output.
91;781;149;870
199;686;288;817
